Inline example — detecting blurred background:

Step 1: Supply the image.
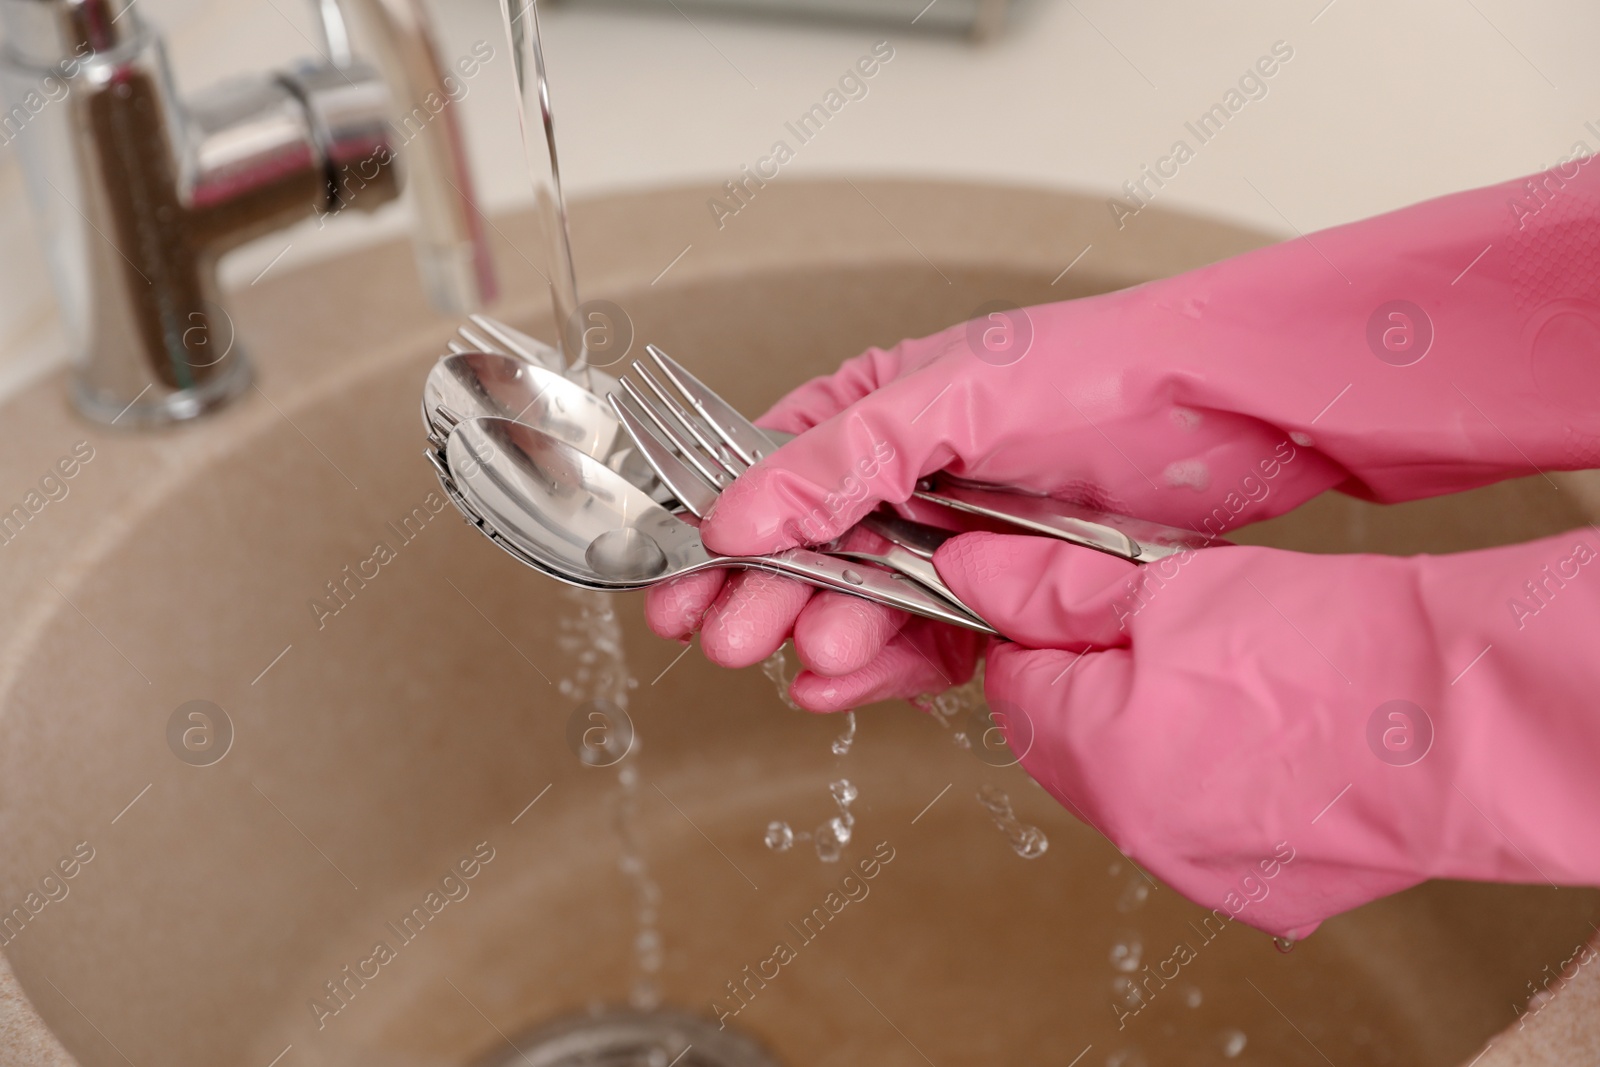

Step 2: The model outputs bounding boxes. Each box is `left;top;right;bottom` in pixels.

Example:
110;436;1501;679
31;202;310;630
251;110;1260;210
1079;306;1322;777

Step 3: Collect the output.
0;0;1596;393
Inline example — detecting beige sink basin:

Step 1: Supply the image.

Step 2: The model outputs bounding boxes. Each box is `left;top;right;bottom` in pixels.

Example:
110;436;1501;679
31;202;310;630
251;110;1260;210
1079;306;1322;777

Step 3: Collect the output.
0;180;1596;1067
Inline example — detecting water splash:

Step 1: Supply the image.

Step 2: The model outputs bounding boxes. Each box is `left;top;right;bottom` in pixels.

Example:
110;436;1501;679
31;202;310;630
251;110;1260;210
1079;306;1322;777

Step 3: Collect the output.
976;784;1048;859
557;587;658;1010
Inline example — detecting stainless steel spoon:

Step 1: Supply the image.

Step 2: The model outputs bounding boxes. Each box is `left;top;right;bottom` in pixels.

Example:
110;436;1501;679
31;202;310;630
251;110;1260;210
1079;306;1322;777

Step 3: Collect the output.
423;351;618;456
443;417;997;633
423;350;665;494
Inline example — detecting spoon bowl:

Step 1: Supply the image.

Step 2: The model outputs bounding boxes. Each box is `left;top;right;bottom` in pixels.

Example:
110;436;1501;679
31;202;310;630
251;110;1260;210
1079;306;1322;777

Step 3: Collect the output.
445;416;699;589
444;417;996;631
424;351;621;459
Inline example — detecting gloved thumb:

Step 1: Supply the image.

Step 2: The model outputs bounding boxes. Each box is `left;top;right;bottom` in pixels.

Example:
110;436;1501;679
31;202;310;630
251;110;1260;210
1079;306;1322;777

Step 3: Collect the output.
934;532;1149;650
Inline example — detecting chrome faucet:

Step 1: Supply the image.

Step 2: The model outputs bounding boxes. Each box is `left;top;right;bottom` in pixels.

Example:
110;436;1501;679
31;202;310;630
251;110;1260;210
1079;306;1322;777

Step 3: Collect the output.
0;0;499;426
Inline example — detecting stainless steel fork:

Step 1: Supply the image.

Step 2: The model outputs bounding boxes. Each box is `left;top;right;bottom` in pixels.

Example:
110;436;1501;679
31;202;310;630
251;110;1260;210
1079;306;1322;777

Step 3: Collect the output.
608;361;993;629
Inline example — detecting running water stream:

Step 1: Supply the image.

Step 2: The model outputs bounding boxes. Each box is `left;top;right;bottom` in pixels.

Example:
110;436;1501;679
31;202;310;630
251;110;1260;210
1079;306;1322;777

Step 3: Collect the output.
496;0;664;1012
555;587;660;1009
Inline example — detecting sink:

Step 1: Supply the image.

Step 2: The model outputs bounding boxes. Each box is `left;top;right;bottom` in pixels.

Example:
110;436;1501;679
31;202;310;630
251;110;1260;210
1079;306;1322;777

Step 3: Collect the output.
0;180;1595;1067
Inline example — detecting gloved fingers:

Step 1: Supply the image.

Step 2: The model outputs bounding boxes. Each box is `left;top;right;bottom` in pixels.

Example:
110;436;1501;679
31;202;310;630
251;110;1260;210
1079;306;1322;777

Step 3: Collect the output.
792;591;910;677
644;570;727;641
935;532;1149;651
754;334;954;436
789;619;985;713
703;362;974;558
698;567;815;669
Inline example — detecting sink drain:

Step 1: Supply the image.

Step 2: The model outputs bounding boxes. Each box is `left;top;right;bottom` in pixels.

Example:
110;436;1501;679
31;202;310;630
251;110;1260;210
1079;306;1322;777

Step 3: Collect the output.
475;1008;781;1067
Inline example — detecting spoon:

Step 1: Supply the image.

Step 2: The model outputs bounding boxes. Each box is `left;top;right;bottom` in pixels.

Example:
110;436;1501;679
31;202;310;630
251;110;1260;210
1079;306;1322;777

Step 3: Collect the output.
424;350;664;496
443;417;996;633
423;351;619;458
429;347;982;604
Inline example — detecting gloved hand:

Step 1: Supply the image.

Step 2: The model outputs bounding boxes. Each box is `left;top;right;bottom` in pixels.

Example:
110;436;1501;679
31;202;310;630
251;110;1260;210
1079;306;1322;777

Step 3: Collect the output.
652;161;1600;708
644;411;986;710
933;529;1600;938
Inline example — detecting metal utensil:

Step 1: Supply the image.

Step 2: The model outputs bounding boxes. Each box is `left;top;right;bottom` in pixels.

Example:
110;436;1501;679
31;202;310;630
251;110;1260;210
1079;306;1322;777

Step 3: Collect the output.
424;322;982;601
610;385;984;624
423;349;670;500
423;351;620;459
447;314;625;398
442;417;997;632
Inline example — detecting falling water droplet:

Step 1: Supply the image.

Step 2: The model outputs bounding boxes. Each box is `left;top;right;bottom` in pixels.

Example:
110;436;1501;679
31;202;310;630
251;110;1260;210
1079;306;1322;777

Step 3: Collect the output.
814;819;846;862
630;978;661;1012
1014;827;1049;858
760;647;803;711
1183;986;1203;1009
976;784;1050;859
635;929;663;972
1219;1029;1248;1058
1273;936;1296;954
1115;876;1151;913
830;779;858;807
764;820;794;852
831;711;857;755
1109;936;1144;973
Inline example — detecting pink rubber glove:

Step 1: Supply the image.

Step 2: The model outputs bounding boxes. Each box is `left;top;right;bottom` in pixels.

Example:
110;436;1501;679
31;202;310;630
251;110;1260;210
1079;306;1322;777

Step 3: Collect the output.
932;529;1600;937
644;409;985;709
659;160;1600;707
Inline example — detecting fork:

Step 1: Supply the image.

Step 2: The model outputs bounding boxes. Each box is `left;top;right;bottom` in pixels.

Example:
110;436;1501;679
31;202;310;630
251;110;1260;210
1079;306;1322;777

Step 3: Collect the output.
608;358;990;627
447;313;560;368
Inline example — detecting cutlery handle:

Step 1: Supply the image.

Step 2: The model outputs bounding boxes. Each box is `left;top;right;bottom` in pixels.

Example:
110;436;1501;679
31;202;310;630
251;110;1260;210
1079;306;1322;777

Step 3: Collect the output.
744;548;998;635
913;481;1217;562
758;429;1208;562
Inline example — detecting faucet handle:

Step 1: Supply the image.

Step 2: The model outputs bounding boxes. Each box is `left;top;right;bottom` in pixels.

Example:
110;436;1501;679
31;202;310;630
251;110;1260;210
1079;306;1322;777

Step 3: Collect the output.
332;0;499;312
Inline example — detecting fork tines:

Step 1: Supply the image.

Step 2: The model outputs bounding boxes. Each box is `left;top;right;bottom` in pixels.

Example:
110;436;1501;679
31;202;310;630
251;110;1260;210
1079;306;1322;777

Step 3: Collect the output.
617;357;749;485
